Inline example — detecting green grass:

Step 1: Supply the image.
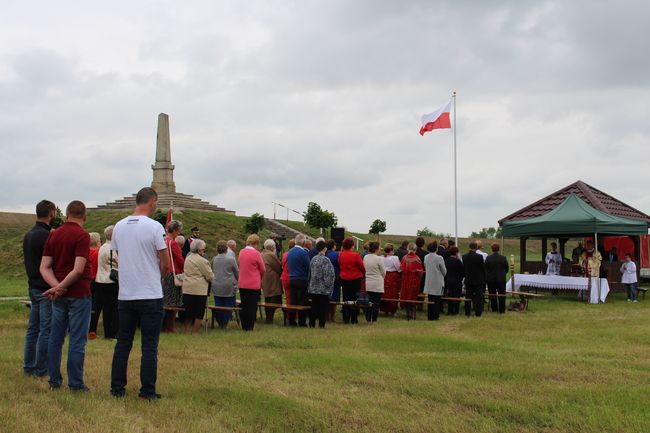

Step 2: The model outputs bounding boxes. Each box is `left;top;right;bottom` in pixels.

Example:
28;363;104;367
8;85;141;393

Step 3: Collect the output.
1;292;650;432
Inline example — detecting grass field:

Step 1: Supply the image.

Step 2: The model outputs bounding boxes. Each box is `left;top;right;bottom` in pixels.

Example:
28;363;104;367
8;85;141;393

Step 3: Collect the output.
1;291;649;432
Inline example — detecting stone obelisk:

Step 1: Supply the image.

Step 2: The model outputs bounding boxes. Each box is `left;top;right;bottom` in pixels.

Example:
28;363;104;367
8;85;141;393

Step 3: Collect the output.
151;113;176;193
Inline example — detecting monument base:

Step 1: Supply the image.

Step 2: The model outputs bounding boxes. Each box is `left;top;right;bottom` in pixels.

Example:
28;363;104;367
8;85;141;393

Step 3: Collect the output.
93;192;234;213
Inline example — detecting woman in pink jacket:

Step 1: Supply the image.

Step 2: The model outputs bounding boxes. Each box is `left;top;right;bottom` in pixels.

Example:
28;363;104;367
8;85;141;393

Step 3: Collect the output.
237;234;265;331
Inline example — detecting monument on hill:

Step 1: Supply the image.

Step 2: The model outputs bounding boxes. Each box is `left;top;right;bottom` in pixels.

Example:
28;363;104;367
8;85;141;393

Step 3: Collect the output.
95;113;233;213
151;113;176;194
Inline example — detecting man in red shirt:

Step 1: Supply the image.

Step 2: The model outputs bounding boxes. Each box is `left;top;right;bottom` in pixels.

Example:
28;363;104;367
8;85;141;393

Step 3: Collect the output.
40;200;93;392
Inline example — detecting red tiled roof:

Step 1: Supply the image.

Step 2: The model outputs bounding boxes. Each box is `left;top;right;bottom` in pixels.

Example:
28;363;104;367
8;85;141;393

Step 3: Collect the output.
499;180;650;225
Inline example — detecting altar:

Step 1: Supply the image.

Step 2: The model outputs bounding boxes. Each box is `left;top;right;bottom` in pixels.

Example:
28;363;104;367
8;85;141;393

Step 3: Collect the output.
506;274;609;304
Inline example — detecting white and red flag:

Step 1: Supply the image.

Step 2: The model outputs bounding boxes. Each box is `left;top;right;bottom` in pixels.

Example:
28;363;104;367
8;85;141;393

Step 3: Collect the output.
419;100;451;135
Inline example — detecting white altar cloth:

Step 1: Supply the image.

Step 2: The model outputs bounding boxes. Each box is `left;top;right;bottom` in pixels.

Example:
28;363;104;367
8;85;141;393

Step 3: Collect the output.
506;274;609;304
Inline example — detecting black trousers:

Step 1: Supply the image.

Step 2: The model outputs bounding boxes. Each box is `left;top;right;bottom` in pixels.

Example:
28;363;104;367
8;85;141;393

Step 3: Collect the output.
487;281;506;314
289;279;309;326
239;289;260;331
427;295;441;320
264;295;282;324
365;292;381;322
309;294;329;328
446;282;461;315
464;284;485;317
89;282;119;338
341;279;361;324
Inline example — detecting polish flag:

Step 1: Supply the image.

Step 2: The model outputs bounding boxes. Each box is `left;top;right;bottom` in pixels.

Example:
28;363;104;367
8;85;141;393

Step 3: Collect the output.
419;101;451;136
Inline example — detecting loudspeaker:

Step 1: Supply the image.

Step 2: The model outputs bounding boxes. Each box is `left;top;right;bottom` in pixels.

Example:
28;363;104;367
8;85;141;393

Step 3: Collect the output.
330;227;345;249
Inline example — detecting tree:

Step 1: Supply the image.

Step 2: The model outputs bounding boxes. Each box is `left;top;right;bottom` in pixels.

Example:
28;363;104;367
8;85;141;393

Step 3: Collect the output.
51;207;65;229
470;226;502;239
152;209;168;228
303;202;338;235
368;219;387;240
416;226;434;237
245;213;265;234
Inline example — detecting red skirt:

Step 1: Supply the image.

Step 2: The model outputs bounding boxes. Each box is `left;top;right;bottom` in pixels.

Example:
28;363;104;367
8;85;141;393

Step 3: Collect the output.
381;272;400;314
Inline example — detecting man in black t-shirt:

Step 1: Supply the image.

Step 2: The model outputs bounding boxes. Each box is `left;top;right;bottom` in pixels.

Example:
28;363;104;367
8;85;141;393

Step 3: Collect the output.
23;200;56;377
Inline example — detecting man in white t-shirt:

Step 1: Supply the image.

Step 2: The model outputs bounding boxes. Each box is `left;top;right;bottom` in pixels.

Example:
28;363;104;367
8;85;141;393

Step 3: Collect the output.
110;187;169;400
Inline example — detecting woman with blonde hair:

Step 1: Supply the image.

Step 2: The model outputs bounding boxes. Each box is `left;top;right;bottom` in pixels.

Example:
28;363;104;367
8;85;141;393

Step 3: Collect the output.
89;226;119;339
237;234;265;331
87;232;102;339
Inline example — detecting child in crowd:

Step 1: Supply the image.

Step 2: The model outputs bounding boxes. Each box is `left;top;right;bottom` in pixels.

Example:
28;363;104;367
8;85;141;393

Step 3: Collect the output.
620;253;638;302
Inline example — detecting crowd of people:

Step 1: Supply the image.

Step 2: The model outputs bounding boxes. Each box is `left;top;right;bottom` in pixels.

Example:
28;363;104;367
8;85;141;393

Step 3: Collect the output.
21;186;641;397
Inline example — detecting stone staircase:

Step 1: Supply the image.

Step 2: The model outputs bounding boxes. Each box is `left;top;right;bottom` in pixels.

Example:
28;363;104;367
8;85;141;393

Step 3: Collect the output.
265;218;315;242
93;192;234;213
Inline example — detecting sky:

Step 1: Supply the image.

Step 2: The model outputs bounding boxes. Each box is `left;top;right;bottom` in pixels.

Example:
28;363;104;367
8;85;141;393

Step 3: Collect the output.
1;0;649;236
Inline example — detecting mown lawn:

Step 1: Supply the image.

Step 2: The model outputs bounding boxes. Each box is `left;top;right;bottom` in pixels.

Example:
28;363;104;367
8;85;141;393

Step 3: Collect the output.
1;292;649;433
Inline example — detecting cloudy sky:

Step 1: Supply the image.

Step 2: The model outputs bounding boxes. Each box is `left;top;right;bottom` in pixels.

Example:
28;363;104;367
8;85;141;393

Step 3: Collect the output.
1;0;648;236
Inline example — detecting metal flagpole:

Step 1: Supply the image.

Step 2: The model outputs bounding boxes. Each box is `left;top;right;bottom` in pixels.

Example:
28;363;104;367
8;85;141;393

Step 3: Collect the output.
453;91;458;245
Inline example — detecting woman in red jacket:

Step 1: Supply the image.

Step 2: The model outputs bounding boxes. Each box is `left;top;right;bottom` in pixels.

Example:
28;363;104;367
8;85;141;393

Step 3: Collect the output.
400;242;424;320
163;220;185;332
338;237;365;324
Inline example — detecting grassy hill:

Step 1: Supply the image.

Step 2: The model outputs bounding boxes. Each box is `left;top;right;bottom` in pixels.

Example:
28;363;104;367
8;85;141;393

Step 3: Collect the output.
0;210;276;297
281;220;557;265
0;211;580;298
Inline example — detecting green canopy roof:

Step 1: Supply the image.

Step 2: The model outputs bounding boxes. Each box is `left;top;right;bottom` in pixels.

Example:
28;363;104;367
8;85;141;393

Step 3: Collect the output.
501;193;649;237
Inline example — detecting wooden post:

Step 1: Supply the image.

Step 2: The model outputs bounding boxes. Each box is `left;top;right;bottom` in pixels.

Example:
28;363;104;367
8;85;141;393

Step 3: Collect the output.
520;237;527;273
632;235;641;282
559;237;568;259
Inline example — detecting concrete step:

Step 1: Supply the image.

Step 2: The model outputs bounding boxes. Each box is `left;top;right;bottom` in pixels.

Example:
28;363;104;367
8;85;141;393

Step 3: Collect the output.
93;191;234;213
265;219;315;242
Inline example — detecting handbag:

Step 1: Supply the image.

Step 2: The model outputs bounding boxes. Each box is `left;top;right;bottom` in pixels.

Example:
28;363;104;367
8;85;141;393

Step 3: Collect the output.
168;240;184;288
357;291;370;307
109;250;119;282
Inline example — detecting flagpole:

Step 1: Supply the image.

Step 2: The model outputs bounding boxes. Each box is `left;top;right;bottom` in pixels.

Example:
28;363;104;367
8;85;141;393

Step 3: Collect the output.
453;91;458;245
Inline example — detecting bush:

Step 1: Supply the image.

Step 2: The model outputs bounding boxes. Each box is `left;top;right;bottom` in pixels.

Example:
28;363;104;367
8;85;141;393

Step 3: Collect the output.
245;213;265;234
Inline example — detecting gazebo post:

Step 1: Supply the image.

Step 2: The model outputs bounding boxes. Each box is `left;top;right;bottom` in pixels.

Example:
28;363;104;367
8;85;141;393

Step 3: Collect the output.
559;237;567;259
632;235;641;261
520;236;527;273
541;237;548;272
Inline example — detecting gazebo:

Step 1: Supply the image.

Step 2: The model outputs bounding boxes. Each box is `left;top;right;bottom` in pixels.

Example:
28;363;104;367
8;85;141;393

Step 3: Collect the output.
498;180;650;289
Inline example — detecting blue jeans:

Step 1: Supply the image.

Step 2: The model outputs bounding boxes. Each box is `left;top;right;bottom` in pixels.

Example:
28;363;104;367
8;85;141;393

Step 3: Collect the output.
625;283;638;301
24;288;52;376
111;298;164;397
48;296;92;390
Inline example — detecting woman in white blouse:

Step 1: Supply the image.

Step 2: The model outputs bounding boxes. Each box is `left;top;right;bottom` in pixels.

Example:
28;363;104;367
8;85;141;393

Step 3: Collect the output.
363;242;386;323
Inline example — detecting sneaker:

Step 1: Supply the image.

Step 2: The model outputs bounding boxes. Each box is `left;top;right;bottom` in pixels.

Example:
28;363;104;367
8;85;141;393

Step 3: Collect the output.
139;393;162;401
627;299;631;302
111;389;126;398
49;384;61;391
633;300;638;303
88;332;97;340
